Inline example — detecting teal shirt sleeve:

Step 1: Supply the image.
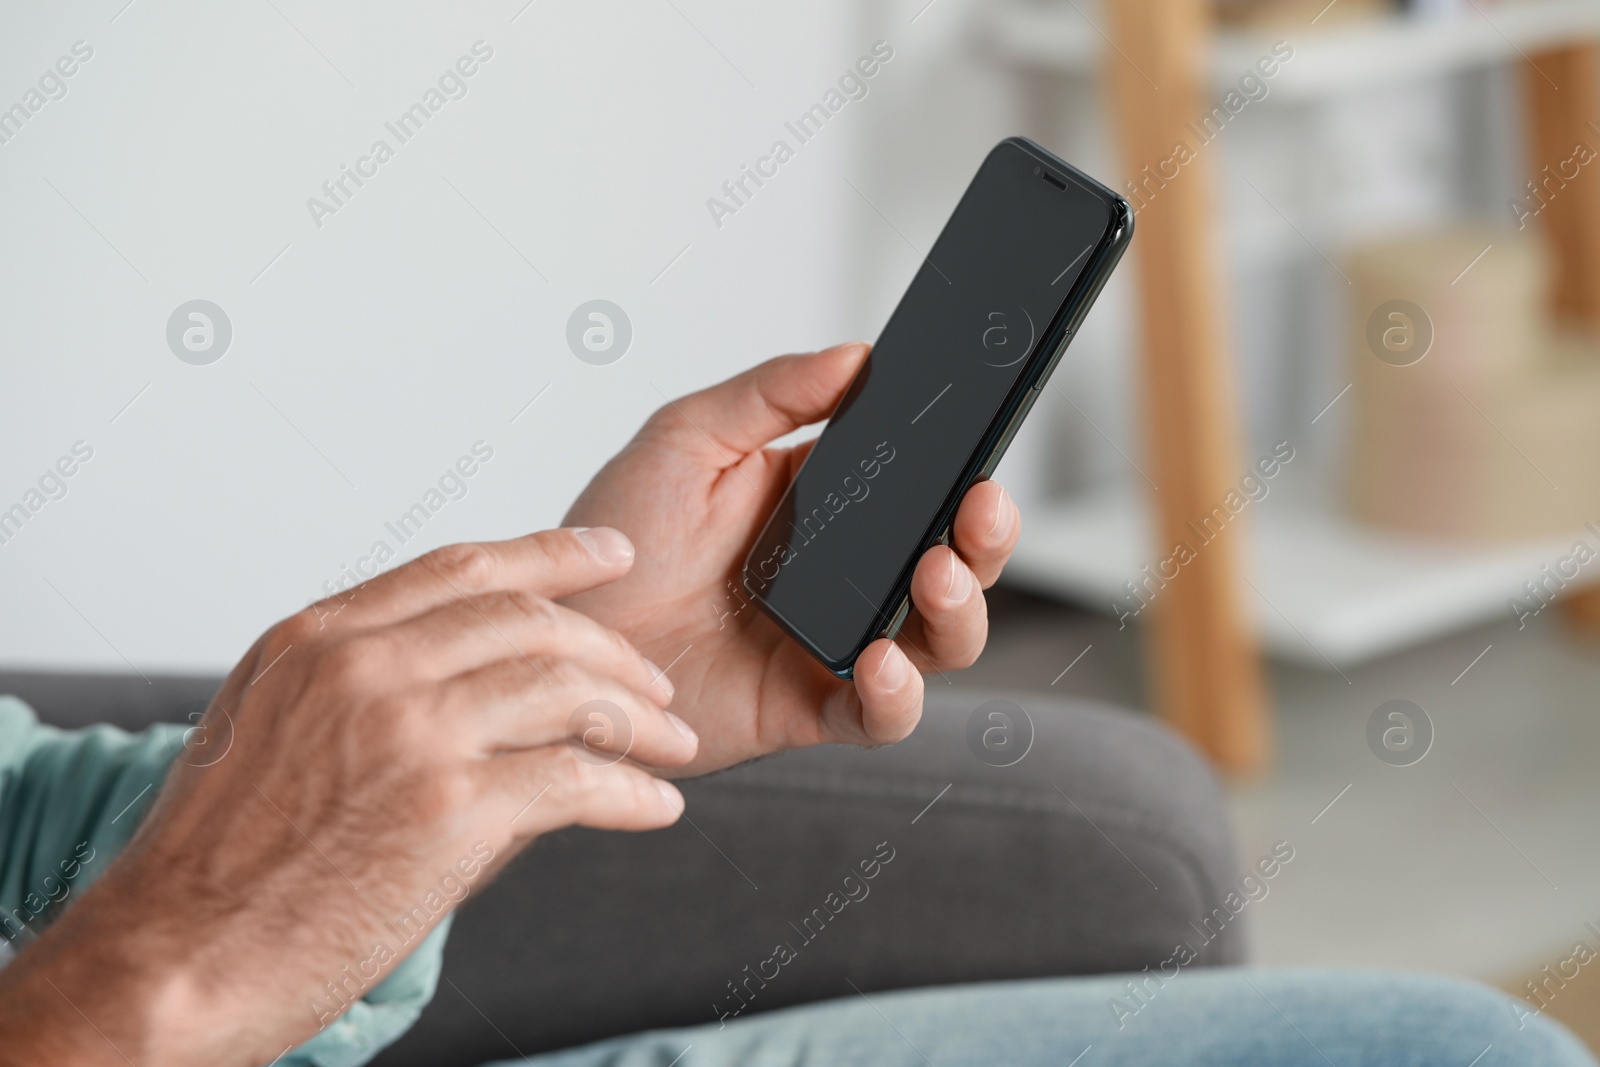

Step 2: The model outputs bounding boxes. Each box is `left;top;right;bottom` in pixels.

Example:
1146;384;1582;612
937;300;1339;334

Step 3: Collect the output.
0;695;450;1067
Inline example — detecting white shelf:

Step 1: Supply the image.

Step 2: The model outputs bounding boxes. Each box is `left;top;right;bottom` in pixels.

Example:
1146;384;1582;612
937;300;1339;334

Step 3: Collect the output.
980;0;1600;101
1005;489;1598;667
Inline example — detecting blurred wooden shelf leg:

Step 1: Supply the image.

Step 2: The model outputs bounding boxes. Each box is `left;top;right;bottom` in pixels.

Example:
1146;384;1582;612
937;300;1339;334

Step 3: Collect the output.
1523;42;1600;333
1523;43;1600;634
1104;0;1269;772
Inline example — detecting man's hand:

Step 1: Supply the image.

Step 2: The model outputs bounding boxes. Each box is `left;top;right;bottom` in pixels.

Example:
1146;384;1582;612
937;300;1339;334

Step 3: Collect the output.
0;528;692;1067
564;342;1021;775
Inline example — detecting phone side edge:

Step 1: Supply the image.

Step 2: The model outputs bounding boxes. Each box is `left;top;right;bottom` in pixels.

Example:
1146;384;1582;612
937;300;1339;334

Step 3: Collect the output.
862;179;1134;666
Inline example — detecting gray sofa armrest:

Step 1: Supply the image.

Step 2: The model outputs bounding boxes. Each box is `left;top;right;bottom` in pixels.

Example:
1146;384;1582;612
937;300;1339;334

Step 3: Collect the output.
376;689;1243;1066
0;673;1243;1065
0;670;217;732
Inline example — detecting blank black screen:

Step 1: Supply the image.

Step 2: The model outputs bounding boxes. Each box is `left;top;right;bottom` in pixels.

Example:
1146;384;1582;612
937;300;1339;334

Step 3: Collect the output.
744;141;1113;669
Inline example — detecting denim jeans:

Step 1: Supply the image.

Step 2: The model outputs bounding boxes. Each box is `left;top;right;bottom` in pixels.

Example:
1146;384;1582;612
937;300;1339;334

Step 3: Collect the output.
507;970;1592;1067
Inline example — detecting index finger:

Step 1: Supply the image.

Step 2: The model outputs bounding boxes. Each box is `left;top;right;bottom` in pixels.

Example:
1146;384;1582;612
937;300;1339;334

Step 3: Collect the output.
306;526;636;632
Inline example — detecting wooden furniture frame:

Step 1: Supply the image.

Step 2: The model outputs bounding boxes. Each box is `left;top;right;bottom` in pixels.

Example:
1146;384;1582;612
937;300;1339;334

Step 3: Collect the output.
1105;0;1269;773
1527;43;1600;631
1101;4;1598;773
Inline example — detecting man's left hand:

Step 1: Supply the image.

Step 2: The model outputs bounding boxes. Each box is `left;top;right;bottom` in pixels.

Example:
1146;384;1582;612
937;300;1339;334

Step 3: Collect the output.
563;342;1021;776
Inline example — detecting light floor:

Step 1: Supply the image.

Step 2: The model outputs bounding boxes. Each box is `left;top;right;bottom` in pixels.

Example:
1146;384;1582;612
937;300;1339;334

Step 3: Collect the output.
958;587;1600;1043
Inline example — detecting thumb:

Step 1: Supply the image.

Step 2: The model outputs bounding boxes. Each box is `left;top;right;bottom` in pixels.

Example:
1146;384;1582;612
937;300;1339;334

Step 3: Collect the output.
648;342;870;461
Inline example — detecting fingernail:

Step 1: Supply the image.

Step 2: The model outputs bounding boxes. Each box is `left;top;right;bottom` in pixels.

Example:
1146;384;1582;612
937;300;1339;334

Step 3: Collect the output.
645;660;675;698
655;778;685;814
665;710;697;746
575;526;634;565
875;644;911;691
946;553;973;603
989;486;1015;540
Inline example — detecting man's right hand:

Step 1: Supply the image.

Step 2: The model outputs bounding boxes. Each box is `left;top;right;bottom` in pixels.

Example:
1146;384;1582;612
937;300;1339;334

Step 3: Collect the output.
0;527;693;1067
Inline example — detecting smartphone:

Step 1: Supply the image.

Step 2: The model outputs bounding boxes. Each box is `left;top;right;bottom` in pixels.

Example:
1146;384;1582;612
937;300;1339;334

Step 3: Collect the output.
740;137;1133;677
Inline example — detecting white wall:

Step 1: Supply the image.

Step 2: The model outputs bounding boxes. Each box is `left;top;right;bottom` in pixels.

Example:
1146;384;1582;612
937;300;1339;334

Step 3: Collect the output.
0;0;901;672
6;0;1237;675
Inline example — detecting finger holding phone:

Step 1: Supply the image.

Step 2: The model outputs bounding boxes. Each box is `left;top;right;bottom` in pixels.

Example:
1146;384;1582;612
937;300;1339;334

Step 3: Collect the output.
565;138;1129;775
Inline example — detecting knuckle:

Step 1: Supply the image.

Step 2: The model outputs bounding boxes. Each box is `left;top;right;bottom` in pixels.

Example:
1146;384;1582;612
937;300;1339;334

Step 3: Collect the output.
644;395;701;441
643;400;680;434
505;656;573;706
424;542;498;591
601;624;638;666
629;769;664;812
566;743;617;791
317;635;387;690
538;656;582;692
565;610;635;663
497;588;554;624
570;696;635;757
268;609;322;652
544;743;592;794
612;624;640;659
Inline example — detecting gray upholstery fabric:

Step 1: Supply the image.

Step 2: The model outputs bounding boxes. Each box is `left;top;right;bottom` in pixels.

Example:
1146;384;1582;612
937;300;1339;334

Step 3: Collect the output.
0;669;218;731
378;691;1244;1065
0;673;1244;1065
